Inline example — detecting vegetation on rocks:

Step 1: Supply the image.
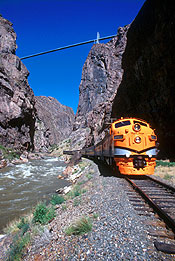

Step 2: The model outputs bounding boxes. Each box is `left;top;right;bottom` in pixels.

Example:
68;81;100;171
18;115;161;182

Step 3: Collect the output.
3;159;94;260
4;194;64;260
156;160;175;167
7;216;31;260
0;144;20;161
50;194;65;205
33;202;55;225
66;184;87;199
50;138;71;157
155;160;175;185
65;216;92;236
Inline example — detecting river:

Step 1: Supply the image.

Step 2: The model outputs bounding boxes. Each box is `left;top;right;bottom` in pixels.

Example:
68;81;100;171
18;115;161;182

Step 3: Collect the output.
0;156;69;233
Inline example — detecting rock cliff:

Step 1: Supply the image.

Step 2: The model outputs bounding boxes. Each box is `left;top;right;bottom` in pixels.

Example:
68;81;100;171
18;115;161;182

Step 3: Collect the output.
0;16;75;152
73;25;129;148
112;0;175;159
34;96;75;152
0;16;36;151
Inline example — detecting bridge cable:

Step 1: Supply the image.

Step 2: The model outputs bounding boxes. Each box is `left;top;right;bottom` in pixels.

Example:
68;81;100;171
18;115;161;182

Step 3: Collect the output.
20;34;116;60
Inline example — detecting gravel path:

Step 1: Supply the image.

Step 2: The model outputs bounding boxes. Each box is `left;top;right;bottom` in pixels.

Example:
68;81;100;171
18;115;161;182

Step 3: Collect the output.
24;160;175;260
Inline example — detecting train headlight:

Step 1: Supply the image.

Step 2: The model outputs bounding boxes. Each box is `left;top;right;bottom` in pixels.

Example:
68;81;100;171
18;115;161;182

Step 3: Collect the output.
135;136;141;143
133;123;141;132
114;135;124;140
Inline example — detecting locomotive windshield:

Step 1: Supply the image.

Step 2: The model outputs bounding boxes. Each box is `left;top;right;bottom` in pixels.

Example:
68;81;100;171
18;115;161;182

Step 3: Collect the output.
133;120;147;127
115;120;131;128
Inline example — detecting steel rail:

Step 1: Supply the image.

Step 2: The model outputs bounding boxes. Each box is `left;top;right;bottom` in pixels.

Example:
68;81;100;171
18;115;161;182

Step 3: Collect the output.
126;177;175;234
20;34;116;60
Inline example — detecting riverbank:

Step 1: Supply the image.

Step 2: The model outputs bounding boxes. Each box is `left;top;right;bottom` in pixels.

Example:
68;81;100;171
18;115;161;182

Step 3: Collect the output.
1;159;175;260
1;159;174;260
0;155;69;234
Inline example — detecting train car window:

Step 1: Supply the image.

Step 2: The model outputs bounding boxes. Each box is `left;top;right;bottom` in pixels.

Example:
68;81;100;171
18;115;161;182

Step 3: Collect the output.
134;120;147;127
115;120;130;128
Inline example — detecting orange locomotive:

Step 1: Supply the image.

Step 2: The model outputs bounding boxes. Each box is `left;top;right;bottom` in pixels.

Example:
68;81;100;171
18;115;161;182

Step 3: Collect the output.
82;118;158;175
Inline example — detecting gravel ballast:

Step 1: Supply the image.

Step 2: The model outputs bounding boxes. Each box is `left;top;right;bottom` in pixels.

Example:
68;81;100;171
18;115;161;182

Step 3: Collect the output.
14;160;175;260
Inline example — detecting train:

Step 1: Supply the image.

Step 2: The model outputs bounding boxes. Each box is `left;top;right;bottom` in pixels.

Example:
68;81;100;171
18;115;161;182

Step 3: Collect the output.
81;117;158;175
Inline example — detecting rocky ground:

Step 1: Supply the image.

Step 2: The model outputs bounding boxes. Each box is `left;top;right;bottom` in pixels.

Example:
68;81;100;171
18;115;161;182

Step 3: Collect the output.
1;158;175;260
2;159;171;260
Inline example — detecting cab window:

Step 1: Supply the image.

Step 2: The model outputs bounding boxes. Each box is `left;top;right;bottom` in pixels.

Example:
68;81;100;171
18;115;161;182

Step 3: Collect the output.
133;120;147;127
115;120;130;128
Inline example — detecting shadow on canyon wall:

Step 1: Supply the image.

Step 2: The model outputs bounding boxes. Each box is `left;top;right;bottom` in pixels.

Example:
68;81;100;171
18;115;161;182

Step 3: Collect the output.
112;0;175;160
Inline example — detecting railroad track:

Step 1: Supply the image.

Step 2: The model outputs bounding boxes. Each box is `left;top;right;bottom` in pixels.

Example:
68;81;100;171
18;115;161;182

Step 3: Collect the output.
125;175;175;253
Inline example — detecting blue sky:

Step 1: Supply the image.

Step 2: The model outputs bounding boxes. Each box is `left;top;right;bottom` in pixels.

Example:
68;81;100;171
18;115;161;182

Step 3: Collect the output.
1;0;145;113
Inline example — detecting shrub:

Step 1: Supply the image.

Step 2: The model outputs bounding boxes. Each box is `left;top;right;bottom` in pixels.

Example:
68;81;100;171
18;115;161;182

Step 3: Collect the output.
164;173;173;180
9;232;30;260
62;204;67;211
50;194;65;205
49;144;58;152
8;218;31;260
86;173;92;180
77;180;86;186
0;144;20;160
73;198;81;207
93;213;99;219
66;185;82;199
65;216;92;236
33;202;55;225
156;160;175;167
17;217;30;235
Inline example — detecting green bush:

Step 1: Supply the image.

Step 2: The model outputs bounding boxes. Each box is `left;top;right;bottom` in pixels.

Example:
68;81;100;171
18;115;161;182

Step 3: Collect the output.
164;173;173;180
0;144;20;160
93;213;99;219
77;180;86;186
62;204;67;211
86;173;92;180
33;202;55;225
49;144;58;152
9;232;30;260
50;194;65;205
66;185;82;199
156;160;175;167
65;216;92;236
17;217;30;235
73;198;81;207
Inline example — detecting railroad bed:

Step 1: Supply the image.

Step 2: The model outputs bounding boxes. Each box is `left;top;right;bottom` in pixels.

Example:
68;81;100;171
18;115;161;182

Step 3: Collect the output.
18;159;174;260
125;175;175;253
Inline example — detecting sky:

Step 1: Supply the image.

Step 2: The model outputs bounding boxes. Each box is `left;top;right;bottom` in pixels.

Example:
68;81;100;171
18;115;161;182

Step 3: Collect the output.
1;0;146;113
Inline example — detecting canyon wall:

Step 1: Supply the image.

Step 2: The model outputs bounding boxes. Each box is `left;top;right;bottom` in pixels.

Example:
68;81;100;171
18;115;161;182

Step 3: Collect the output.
0;17;36;151
73;0;175;159
1;0;174;159
112;0;175;159
73;25;129;148
34;96;74;152
0;17;74;152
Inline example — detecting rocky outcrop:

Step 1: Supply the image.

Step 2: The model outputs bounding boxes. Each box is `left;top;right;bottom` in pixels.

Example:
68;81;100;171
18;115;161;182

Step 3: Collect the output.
112;0;175;159
34;96;74;152
0;16;36;151
0;16;75;152
73;26;129;148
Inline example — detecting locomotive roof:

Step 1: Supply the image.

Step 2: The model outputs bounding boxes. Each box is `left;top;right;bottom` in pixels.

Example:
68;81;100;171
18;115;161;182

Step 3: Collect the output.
113;117;148;124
